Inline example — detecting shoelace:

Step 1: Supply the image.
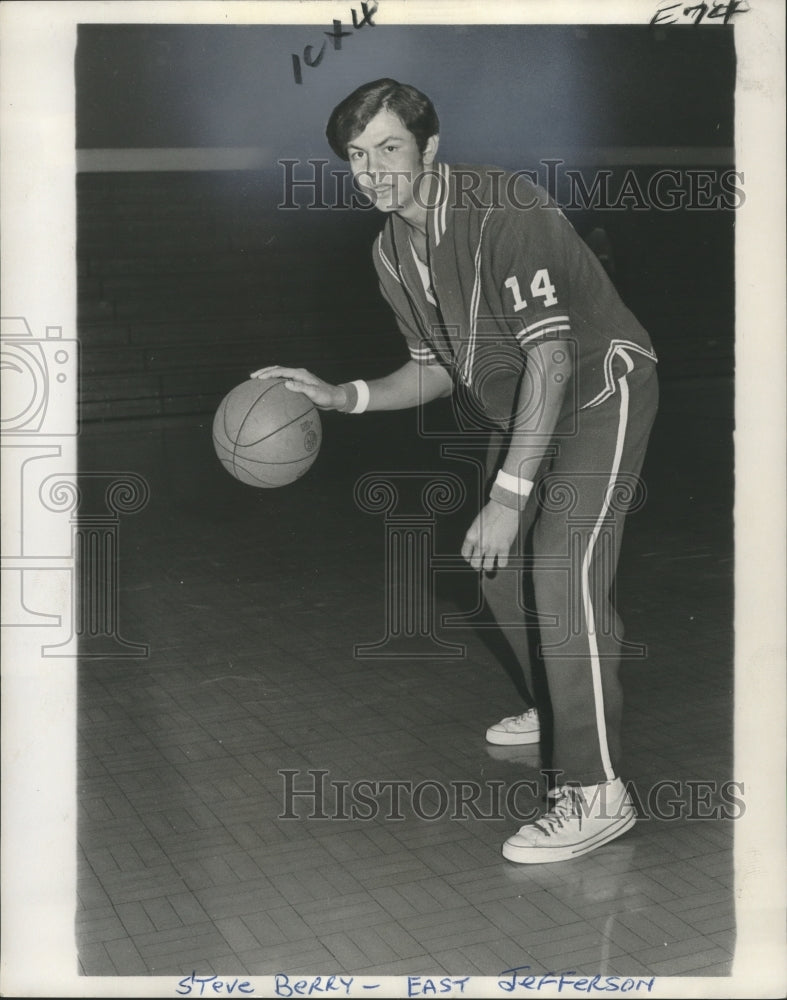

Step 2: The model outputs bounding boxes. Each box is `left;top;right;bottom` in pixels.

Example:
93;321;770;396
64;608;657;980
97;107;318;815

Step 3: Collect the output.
533;786;582;834
514;709;538;724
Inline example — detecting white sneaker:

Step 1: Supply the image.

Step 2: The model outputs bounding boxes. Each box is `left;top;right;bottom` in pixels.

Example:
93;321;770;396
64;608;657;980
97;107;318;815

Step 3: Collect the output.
486;708;540;745
502;778;636;864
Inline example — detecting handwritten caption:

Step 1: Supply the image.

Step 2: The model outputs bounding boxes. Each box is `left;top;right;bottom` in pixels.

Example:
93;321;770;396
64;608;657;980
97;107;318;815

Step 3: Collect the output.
292;3;378;85
175;970;658;996
177;973;254;995
273;975;470;995
650;0;751;24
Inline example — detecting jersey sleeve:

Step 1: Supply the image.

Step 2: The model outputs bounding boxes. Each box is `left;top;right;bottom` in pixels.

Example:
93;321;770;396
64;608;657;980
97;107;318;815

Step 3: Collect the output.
489;181;577;355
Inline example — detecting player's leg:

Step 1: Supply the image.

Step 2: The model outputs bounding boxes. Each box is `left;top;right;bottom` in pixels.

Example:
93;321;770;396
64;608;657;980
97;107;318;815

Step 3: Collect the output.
531;465;629;786
540;361;657;785
502;355;658;862
480;430;542;745
481;530;541;744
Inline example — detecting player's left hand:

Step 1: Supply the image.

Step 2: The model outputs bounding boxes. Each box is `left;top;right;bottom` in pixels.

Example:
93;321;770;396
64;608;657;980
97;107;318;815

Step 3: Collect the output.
250;365;343;410
461;501;520;572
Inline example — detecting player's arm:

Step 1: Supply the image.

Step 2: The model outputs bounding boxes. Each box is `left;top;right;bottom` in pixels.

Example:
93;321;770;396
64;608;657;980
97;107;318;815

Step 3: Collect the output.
250;359;453;411
499;339;571;481
463;189;575;572
356;359;454;410
462;341;571;572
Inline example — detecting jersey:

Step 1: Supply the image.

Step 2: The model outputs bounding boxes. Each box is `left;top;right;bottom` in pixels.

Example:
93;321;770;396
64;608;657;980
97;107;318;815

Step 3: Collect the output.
372;162;657;425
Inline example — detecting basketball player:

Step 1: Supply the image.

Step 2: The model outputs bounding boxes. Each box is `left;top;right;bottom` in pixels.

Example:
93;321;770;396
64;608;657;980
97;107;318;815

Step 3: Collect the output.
252;79;658;863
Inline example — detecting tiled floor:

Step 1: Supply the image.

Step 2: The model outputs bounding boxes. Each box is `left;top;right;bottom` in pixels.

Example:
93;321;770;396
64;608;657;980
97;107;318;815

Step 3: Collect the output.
76;376;743;984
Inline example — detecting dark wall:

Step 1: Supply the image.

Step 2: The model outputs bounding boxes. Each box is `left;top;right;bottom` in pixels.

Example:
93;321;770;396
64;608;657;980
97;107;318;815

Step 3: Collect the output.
76;24;735;157
77;171;402;421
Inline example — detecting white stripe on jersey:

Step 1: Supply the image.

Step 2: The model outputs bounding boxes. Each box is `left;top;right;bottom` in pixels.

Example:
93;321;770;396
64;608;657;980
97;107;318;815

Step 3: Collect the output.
515;315;571;340
376;234;401;284
439;164;449;244
516;322;572;345
429;163;450;247
409;345;437;361
581;340;658;409
463;205;495;386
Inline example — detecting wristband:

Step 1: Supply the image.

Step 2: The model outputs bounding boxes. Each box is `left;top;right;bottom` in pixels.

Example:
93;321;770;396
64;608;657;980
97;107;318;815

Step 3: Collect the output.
489;470;534;511
494;469;534;496
489;482;526;510
339;380;370;414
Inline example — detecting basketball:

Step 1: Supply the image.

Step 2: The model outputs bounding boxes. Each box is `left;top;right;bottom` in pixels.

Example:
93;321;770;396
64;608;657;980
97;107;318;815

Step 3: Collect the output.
212;378;322;487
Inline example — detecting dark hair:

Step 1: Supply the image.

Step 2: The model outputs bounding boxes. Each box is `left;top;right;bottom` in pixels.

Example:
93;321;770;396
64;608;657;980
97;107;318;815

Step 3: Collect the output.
326;79;439;160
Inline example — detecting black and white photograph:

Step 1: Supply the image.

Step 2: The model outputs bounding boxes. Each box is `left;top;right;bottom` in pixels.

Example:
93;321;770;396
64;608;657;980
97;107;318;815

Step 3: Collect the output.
1;1;785;997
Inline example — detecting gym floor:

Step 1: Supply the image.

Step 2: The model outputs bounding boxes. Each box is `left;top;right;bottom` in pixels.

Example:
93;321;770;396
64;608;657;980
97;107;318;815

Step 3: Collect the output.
76;372;738;980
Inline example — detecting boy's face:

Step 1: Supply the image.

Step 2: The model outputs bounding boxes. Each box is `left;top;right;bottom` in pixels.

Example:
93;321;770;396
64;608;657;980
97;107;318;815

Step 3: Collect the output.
346;108;438;225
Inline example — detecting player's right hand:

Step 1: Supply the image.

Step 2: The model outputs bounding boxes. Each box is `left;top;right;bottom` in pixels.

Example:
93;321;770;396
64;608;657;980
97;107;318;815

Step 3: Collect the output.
461;501;520;572
250;365;345;410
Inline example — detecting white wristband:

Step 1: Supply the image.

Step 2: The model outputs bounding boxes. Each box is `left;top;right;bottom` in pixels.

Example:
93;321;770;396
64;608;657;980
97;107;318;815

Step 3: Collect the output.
495;469;534;497
349;379;370;414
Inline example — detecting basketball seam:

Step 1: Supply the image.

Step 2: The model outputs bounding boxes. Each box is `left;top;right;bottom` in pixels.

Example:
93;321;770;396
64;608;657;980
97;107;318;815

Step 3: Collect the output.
230;453;318;467
238;404;317;449
226;380;280;481
229;381;279;444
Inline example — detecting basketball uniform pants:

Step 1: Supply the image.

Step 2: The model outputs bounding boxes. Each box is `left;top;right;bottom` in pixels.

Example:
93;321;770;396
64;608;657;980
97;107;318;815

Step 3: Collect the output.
481;355;659;787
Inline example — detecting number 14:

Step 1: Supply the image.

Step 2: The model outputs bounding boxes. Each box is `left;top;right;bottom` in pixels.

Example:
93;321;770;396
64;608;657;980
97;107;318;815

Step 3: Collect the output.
504;269;558;311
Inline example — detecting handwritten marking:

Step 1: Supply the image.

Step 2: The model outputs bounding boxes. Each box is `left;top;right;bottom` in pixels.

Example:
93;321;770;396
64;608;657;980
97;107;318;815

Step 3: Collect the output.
176;972;255;995
650;1;751;25
498;967;656;993
292;3;378;84
407;977;470;996
274;975;355;996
